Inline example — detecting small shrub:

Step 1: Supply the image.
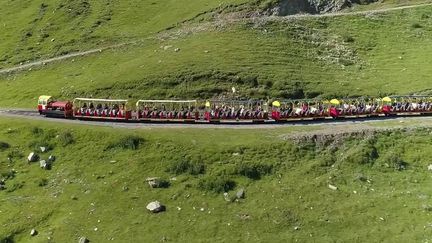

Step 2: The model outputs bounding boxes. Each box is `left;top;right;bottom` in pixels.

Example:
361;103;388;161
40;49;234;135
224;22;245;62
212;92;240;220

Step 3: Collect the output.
0;142;10;151
107;135;144;150
166;160;205;175
0;235;15;243
7;149;23;159
58;131;74;146
198;176;236;193
28;140;53;152
385;152;407;171
411;23;422;28
342;34;355;43
6;181;24;193
345;142;378;165
235;162;273;180
30;127;43;136
0;170;16;181
37;178;48;187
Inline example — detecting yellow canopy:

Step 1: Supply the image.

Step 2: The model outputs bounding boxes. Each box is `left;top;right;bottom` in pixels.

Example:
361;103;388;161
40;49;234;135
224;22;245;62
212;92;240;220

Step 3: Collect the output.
272;101;281;107
205;101;211;107
330;99;340;105
382;97;392;102
38;96;52;102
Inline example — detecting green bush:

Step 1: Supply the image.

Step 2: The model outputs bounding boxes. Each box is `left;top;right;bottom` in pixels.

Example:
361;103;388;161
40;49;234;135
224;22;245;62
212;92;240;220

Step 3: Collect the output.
234;162;273;180
58;131;74;146
198;176;236;193
411;23;422;28
37;178;48;187
30;127;44;136
385;152;407;171
345;142;378;165
0;141;9;151
107;135;144;150
166;160;205;175
0;235;14;243
0;170;16;181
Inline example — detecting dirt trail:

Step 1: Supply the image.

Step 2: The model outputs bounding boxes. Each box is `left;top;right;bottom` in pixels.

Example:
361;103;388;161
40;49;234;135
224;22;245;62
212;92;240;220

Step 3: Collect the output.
0;43;131;75
0;3;430;75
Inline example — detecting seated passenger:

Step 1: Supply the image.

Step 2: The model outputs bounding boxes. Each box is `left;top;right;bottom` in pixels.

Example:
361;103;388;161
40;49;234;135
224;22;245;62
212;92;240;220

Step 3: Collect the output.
80;103;88;115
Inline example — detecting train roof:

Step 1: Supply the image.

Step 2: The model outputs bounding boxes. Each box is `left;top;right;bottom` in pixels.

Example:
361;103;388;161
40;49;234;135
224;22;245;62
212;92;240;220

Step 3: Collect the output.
73;98;128;103
137;100;197;103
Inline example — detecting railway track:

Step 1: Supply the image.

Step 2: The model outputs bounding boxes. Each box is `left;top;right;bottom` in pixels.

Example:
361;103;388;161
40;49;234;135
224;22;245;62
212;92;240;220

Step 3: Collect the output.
1;108;432;131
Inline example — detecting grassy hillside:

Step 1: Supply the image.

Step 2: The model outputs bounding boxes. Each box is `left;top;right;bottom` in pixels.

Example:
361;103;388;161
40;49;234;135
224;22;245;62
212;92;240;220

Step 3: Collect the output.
0;0;252;68
1;3;432;107
1;118;432;242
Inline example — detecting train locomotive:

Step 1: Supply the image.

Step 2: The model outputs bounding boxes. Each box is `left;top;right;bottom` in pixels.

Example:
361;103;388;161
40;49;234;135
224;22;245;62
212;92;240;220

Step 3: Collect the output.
37;95;432;123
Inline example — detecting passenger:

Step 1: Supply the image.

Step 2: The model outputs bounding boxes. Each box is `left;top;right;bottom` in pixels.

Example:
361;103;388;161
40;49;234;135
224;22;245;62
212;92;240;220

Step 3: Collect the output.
103;104;109;117
96;104;103;116
87;103;95;116
111;104;119;117
80;103;88;115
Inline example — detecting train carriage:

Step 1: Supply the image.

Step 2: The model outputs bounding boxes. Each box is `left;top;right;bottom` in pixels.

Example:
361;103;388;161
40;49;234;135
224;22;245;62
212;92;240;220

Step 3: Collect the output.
73;98;132;121
204;99;268;123
135;100;199;122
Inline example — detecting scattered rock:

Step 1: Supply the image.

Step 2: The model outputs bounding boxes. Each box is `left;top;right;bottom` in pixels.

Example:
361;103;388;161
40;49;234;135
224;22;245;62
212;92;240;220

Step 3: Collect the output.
30;229;38;236
328;184;338;191
40;147;47;153
223;192;232;202
146;201;165;213
174;48;180;52
427;164;432;171
146;177;169;188
163;45;172;50
236;188;245;199
78;236;89;243
48;155;56;162
39;160;51;170
71;195;78;200
28;152;38;163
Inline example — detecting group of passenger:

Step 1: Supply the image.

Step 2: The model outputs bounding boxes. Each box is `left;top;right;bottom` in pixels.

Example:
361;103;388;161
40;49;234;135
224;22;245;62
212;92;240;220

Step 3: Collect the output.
75;103;127;118
74;99;432;121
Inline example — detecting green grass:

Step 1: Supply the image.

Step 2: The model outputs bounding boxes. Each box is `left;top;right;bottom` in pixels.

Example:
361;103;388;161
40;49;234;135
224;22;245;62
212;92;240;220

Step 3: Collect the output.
1;118;432;242
1;3;432;107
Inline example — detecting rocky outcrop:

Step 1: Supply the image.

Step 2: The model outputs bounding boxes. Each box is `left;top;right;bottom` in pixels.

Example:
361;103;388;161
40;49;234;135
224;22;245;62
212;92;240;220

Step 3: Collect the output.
267;0;378;15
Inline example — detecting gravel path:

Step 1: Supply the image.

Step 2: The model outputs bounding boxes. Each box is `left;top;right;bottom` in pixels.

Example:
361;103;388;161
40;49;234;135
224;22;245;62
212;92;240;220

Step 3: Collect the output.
1;109;432;132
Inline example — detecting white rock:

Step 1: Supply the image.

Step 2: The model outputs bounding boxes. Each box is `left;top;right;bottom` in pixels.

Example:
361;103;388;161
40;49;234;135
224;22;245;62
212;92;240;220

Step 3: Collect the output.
28;152;38;162
78;237;89;243
30;229;37;236
427;164;432;171
146;201;165;213
328;184;338;191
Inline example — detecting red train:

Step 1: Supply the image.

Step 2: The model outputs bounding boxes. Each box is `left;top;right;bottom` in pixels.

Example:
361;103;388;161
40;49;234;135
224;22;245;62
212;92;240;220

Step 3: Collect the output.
38;95;432;123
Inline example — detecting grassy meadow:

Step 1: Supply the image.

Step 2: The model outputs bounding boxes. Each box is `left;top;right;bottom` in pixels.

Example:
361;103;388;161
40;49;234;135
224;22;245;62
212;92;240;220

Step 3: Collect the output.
0;118;432;242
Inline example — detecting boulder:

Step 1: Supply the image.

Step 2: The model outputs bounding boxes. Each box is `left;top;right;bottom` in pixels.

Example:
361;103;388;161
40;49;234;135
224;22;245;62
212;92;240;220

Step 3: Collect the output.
40;147;47;153
78;236;89;243
428;164;432;171
30;229;38;236
147;177;160;188
40;160;51;170
28;152;38;163
146;201;165;213
236;188;245;199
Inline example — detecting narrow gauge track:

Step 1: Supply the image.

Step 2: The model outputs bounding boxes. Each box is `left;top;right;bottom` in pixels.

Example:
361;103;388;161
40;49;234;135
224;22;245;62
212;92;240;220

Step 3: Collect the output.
1;108;432;129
